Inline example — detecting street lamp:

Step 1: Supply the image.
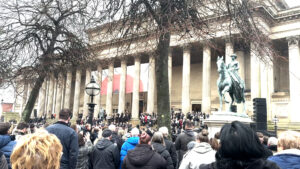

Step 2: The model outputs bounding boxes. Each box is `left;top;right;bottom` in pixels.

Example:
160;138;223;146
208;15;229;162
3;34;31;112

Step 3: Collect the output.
85;75;100;126
273;115;279;137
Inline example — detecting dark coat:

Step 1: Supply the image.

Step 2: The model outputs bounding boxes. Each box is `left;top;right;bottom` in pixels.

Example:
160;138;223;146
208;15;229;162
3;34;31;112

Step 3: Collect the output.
46;121;79;169
91;139;120;169
75;140;93;169
122;144;167;169
175;130;195;163
199;159;280;169
152;143;174;169
164;138;177;168
0;135;16;168
112;132;124;151
0;151;8;169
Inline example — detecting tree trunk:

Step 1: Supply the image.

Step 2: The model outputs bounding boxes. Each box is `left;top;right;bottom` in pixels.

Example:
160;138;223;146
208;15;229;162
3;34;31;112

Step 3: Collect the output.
155;32;171;130
21;74;45;122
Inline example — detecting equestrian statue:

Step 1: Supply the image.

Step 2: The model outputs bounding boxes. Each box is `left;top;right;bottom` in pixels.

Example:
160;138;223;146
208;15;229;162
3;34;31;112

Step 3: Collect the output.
216;54;246;113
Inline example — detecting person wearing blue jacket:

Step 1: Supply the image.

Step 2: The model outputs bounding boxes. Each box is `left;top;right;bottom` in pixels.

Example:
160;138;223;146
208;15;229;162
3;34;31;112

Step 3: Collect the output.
46;109;79;169
268;131;300;169
119;128;140;169
0;122;16;169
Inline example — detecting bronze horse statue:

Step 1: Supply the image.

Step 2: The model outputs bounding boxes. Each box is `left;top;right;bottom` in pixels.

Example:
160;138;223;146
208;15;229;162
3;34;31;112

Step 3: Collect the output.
216;56;246;113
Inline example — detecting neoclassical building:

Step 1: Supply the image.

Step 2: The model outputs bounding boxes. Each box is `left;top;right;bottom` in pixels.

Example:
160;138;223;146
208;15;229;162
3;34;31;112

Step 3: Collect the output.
13;1;300;128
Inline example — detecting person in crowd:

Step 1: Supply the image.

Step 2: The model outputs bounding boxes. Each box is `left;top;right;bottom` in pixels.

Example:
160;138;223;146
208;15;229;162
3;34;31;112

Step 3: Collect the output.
120;128;140;169
29;124;35;134
0;122;16;168
75;133;93;169
175;120;195;164
91;129;120;169
13;122;29;141
209;138;219;151
91;127;100;143
257;132;264;144
109;124;123;151
268;131;300;169
46;109;79;169
71;124;79;133
159;127;177;168
199;121;280;169
0;150;8;169
151;132;174;169
10;130;62;169
122;130;167;169
179;129;216;169
267;137;278;153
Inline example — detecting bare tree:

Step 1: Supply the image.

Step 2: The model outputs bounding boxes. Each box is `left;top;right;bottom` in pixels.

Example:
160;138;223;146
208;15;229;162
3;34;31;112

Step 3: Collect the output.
0;0;100;122
93;0;278;129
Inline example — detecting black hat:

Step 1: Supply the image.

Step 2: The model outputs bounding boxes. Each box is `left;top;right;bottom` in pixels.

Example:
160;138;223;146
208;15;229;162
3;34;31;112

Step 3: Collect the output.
0;122;11;135
146;129;153;137
102;129;112;138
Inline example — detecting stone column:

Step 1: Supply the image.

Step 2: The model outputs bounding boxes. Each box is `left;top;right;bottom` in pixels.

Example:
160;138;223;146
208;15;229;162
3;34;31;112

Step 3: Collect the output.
38;81;47;118
46;75;55;118
83;68;91;118
288;36;300;122
225;39;234;64
168;49;172;107
73;69;82;120
182;45;191;114
64;71;72;109
118;60;127;114
250;43;261;99
94;65;102;118
236;47;245;113
147;56;155;114
132;57;141;120
54;74;63;118
202;45;211;114
106;62;114;117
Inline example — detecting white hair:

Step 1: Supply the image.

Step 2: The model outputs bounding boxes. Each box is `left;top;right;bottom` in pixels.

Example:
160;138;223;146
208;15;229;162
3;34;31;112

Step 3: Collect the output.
131;128;139;137
268;137;278;146
108;124;116;132
159;127;169;137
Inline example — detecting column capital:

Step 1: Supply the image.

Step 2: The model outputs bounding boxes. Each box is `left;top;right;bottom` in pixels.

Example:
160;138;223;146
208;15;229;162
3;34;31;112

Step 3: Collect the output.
181;43;192;51
287;36;300;46
224;35;234;44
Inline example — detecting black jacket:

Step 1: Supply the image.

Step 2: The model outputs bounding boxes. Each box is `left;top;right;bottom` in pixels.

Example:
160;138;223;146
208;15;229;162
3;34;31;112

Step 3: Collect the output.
91;139;120;169
164;138;177;168
152;143;174;169
112;132;124;151
122;144;167;169
175;129;195;163
46;121;78;169
199;159;280;169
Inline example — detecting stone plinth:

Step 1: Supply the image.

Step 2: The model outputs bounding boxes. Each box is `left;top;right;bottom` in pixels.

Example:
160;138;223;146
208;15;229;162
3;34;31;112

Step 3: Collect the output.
204;111;252;138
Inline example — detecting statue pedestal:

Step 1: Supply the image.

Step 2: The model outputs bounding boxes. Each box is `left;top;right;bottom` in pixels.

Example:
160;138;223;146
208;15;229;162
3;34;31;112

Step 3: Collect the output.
204;111;252;138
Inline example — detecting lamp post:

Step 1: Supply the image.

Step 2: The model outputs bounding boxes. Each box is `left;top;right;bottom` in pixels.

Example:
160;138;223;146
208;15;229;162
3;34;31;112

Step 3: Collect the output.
85;76;100;126
273;115;279;137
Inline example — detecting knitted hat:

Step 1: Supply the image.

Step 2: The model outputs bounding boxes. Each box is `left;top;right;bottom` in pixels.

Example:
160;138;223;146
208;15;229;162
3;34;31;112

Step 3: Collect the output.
146;129;153;137
0;122;11;135
102;129;112;138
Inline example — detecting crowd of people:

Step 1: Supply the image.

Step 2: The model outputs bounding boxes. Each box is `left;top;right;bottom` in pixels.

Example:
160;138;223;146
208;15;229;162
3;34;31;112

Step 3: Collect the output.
0;108;300;169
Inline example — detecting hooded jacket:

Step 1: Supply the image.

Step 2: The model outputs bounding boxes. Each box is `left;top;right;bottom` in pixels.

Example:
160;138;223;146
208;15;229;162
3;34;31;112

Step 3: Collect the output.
179;142;216;169
268;149;300;169
122;144;167;169
0;135;16;168
91;139;120;169
164;138;177;168
120;137;139;169
152;142;174;169
175;129;195;163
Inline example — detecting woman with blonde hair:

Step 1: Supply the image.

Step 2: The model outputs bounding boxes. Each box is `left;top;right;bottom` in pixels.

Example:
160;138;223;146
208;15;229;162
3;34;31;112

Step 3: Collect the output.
152;131;174;169
10;130;62;169
268;131;300;169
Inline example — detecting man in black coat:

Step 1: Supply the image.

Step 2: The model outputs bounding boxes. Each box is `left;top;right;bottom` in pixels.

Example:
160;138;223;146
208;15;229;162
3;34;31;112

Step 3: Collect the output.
159;127;177;169
46;109;78;169
175;120;195;165
91;129;120;169
108;124;124;151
